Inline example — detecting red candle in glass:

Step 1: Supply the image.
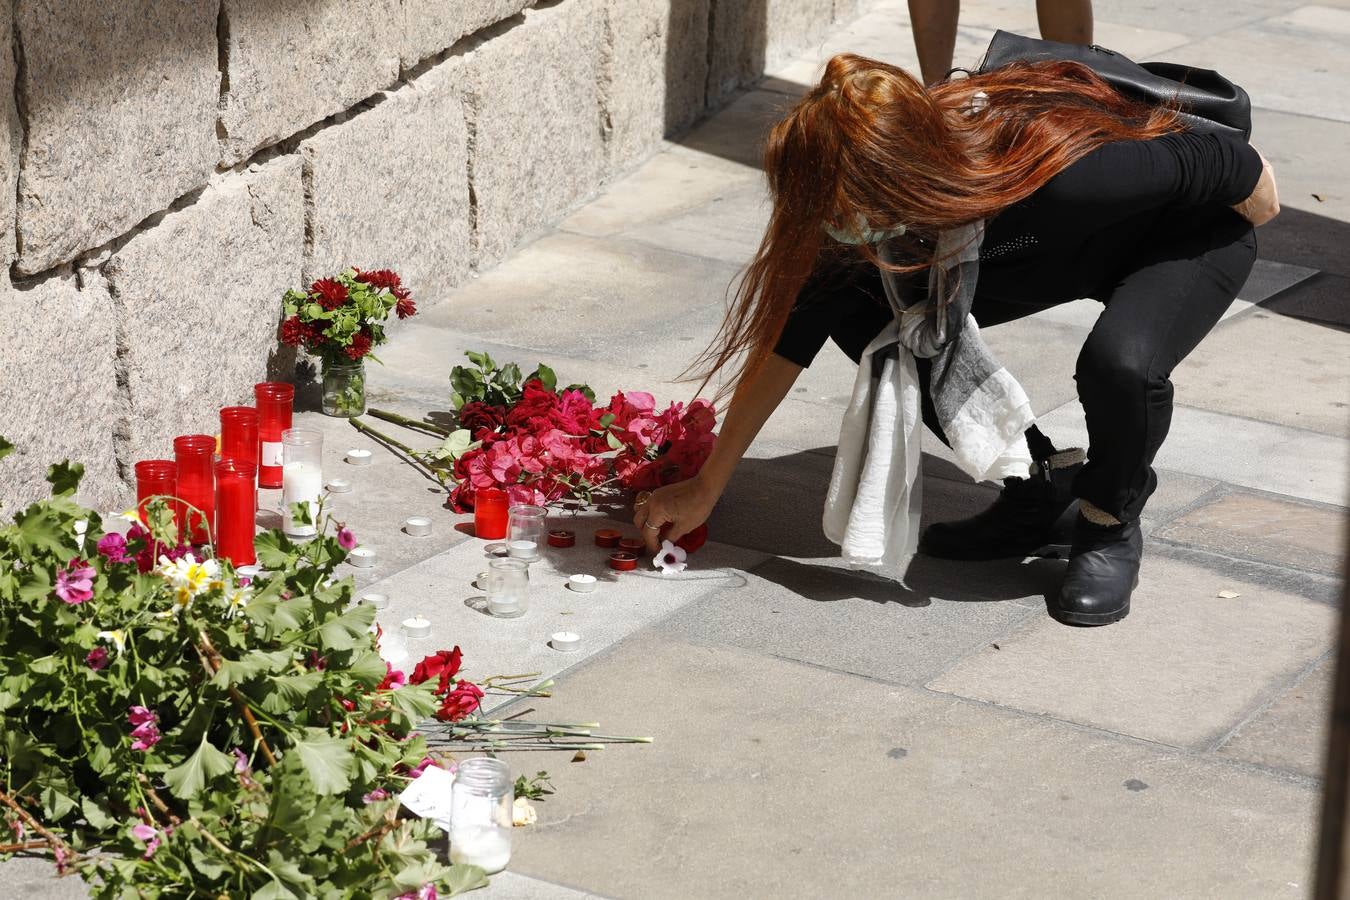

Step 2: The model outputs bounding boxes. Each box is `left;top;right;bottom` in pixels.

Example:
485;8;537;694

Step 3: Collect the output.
173;435;215;544
254;383;294;489
215;459;257;566
134;460;177;526
219;406;260;475
474;488;509;540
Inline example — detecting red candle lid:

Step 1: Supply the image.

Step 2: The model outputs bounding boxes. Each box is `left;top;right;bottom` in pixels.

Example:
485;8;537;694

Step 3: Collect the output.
618;537;645;554
548;529;576;548
607;552;638;572
594;528;622;548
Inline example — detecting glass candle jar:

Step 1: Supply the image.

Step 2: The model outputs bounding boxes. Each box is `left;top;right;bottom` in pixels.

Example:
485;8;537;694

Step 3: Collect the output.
449;757;513;875
473;488;509;540
281;428;323;538
485;558;529;618
173;435;215;545
219;406;260;476
134;459;177;527
254;383;295;489
215;459;257;566
506;505;546;561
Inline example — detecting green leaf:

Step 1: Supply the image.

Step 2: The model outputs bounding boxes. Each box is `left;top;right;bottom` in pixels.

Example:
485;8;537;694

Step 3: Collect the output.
345;651;389;689
435;429;474;463
39;782;76;820
443;863;491;896
605;429;624;451
254;531;299;570
0;435;13;462
45;460;84;497
465;350;488;369
81;797;118;830
13;507;70;558
213;649;294;687
252;880;300;900
292;728;354;795
530;363;556;391
386;683;439;722
317;604;375;652
164;735;236;799
565;383;596;403
271;670;323;705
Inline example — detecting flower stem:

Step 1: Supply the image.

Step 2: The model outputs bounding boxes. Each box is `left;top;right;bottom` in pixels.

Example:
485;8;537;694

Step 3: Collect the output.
348;418;447;488
368;408;451;437
195;631;278;768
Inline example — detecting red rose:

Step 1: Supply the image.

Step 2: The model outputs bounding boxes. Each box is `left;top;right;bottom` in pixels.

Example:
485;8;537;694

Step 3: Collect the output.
312;278;349;310
459;401;506;435
435;681;484;722
410;647;463;686
506;380;560;429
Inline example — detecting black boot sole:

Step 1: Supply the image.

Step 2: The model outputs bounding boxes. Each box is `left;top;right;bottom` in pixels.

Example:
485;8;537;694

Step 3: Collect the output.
919;540;1072;562
1052;600;1130;626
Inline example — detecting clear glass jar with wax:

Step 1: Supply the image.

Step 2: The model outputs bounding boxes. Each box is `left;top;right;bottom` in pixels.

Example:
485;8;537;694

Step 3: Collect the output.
281;428;323;538
449;757;513;874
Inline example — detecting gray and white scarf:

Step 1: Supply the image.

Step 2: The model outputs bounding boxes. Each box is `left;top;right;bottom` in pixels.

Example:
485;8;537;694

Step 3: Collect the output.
822;222;1034;578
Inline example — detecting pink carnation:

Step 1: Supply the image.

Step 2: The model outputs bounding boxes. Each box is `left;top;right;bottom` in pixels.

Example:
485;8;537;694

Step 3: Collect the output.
54;558;96;605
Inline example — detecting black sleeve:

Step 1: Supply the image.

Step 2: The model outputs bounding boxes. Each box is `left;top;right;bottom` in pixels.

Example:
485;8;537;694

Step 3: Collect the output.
1042;131;1264;226
772;261;898;368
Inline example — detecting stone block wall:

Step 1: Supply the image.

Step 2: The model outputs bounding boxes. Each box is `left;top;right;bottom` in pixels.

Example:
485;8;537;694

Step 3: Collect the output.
0;0;870;516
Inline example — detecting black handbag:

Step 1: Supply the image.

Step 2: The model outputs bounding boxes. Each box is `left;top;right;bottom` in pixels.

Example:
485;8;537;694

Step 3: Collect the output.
977;30;1252;141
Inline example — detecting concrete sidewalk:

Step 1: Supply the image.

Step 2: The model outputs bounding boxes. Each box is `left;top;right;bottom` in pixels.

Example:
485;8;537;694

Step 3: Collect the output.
9;1;1348;897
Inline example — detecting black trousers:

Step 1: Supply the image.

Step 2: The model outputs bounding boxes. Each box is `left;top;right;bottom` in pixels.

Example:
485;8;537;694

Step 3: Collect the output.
819;211;1256;522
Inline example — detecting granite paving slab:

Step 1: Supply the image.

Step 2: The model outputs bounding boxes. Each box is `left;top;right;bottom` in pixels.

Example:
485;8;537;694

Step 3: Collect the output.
615;183;770;265
1089;0;1301;37
677;89;800;168
1251;106;1350;222
1152;489;1348;577
360;520;769;706
499;632;1317;899
1035;401;1349;507
479;871;608;899
927;555;1336;749
1262;272;1350;328
1172;309;1350;438
1218;656;1334;779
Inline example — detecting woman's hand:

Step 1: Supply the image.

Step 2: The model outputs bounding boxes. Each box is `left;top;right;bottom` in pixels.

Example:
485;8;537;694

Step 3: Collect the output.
634;477;720;553
1232;150;1280;226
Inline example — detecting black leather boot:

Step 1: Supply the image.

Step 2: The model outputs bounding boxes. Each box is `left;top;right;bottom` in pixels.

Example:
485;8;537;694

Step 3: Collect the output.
1053;512;1142;626
919;449;1084;561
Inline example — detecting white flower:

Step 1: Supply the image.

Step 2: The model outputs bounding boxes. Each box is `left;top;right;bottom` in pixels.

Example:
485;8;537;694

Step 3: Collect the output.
512;797;538;827
158;554;223;611
222;585;252;620
652;540;687;576
96;629;127;655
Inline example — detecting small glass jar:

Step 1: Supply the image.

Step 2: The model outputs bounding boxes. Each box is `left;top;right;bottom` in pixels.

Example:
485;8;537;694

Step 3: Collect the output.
281;428;323;538
135;459;177;527
322;359;366;418
506;504;546;561
449;757;513;875
254;382;295;489
219;406;260;475
486;558;529;618
473;488;509;540
173;435;215;544
215;459;257;566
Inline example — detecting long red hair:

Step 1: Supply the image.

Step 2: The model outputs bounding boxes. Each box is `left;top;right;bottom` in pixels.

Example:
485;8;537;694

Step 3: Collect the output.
691;53;1183;397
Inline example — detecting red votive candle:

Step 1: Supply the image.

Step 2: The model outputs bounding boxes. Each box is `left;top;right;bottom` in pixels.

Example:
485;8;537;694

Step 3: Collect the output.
608;552;638;572
618;537;645;555
547;529;576;548
219;406;260;475
215;459;257;566
173;435;215;545
254;383;294;489
594;528;622;548
134;459;177;527
474;488;509;540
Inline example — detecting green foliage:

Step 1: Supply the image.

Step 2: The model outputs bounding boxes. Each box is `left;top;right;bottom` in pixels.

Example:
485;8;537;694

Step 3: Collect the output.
448;351;592;411
0;470;483;898
514;771;555;802
281;269;402;370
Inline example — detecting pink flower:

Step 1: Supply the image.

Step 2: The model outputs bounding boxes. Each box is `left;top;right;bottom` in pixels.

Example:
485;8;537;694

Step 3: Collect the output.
377;663;406;691
408;756;441;779
128;706;161;751
395;886;438;900
96;532;132;564
363;788;390;803
337;526;357;550
130;823;160;859
233;748;251;774
54;558;96;605
86;648;109;671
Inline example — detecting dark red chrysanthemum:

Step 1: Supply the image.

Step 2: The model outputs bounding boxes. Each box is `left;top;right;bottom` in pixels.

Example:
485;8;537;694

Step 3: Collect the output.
345;331;373;360
311;278;349;311
355;268;402;291
395;296;417;319
280;316;309;346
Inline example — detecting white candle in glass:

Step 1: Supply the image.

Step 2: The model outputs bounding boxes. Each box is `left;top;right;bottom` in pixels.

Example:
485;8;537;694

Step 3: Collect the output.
449;826;512;873
282;461;324;536
507;539;538;560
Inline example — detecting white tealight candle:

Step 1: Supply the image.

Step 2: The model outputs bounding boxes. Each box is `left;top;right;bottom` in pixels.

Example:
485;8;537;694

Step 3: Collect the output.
345;448;373;466
282;460;324;537
402;616;432;639
567;574;597;593
404;516;432;537
550;631;581;652
348;546;377;568
326;478;352;494
359;592;389;609
507;539;538;560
